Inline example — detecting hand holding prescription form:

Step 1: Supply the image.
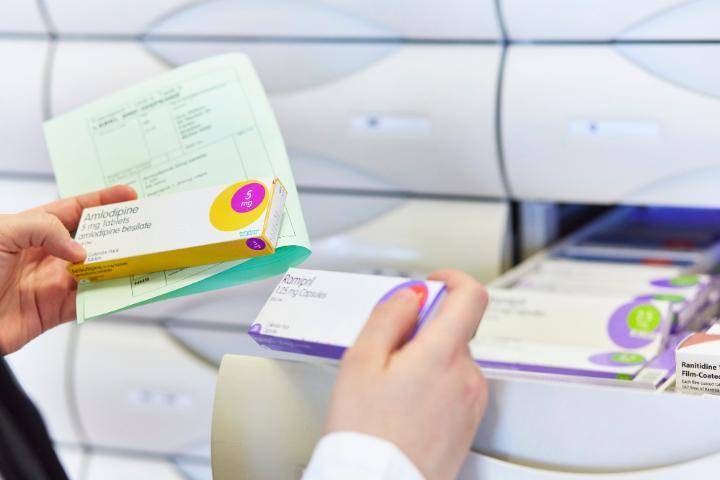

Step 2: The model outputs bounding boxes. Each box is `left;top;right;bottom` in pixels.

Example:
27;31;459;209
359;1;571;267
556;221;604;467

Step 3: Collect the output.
44;54;311;322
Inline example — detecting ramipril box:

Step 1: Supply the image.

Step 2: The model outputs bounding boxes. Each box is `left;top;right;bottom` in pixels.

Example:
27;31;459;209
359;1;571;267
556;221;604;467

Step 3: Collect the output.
249;269;446;359
70;177;286;281
676;323;720;395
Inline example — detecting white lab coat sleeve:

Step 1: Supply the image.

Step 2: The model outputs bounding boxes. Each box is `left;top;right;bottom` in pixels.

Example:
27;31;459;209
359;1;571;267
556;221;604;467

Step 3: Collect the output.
302;431;425;480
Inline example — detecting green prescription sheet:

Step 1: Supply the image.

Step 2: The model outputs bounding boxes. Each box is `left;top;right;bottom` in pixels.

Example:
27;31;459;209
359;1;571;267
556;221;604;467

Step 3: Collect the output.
44;54;311;322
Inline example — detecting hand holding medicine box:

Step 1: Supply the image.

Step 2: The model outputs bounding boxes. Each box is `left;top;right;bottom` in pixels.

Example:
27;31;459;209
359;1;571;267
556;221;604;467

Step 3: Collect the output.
249;268;446;358
70;177;286;281
44;54;311;321
252;271;674;386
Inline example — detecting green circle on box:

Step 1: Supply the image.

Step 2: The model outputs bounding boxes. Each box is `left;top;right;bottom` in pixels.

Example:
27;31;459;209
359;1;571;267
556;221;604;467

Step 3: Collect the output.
670;275;699;287
627;305;661;333
653;293;686;303
611;352;646;365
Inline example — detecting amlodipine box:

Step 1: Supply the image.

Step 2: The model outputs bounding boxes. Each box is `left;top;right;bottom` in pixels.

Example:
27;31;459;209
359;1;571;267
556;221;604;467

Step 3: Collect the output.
249;269;446;359
70;177;286;281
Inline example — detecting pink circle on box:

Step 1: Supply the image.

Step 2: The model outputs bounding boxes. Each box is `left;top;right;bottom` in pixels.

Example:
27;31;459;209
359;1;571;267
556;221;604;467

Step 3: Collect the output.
246;238;266;251
231;182;266;213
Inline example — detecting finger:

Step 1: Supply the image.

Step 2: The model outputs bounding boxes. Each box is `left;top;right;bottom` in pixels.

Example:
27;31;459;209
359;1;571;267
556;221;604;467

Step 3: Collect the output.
347;288;423;366
59;277;78;324
60;291;77;324
37;185;137;231
33;259;79;328
0;211;86;263
415;269;488;350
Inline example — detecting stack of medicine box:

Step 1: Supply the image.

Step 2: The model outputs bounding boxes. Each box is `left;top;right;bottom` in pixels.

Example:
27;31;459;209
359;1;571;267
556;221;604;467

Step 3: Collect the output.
248;264;718;391
248;208;720;391
483;207;720;389
484;257;720;389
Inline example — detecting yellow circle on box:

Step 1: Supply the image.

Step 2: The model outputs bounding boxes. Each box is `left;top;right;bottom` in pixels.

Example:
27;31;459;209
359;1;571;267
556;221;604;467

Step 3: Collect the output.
209;180;269;231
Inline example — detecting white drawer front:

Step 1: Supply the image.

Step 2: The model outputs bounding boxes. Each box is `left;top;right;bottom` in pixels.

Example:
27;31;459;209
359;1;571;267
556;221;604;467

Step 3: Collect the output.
459;449;720;479
85;452;210;480
150;41;505;196
503;45;720;207
6;323;80;443
46;0;500;39
52;41;505;196
0;177;58;213
301;194;509;280
55;446;84;480
73;322;216;455
501;0;720;41
0;1;46;34
212;356;720;479
0;41;51;174
50;42;167;117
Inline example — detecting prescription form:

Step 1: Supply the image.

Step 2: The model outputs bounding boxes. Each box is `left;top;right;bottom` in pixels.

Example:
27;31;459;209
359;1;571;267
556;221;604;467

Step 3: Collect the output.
44;54;311;322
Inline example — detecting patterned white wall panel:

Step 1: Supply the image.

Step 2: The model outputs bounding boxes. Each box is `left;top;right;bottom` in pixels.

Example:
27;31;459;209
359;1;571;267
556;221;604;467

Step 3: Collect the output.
503;45;720;207
501;0;720;40
0;41;51;174
45;0;501;39
0;1;46;34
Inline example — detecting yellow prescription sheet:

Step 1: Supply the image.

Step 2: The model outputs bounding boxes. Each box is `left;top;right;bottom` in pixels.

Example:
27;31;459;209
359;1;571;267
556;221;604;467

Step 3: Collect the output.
44;54;311;322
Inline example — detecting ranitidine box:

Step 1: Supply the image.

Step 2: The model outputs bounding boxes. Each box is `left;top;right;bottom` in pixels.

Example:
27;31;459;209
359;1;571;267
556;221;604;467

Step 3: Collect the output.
249;269;446;358
70;177;286;281
676;323;720;395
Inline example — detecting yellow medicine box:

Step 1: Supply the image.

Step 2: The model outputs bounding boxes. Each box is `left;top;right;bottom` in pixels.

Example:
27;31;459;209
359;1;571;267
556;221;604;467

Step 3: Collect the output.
69;177;287;281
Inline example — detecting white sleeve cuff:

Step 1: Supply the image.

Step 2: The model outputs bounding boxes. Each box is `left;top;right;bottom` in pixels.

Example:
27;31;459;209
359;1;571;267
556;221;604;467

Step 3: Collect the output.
302;431;425;480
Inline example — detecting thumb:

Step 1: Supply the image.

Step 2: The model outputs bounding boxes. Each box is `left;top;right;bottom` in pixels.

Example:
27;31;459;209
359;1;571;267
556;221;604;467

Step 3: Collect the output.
349;288;422;365
0;212;86;263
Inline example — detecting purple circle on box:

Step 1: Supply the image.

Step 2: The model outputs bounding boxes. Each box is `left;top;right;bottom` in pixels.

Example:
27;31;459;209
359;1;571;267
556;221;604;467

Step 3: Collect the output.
377;280;428;306
246;238;267;251
634;294;655;302
231;182;266;213
607;301;662;349
377;280;431;329
589;352;646;367
635;293;686;304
